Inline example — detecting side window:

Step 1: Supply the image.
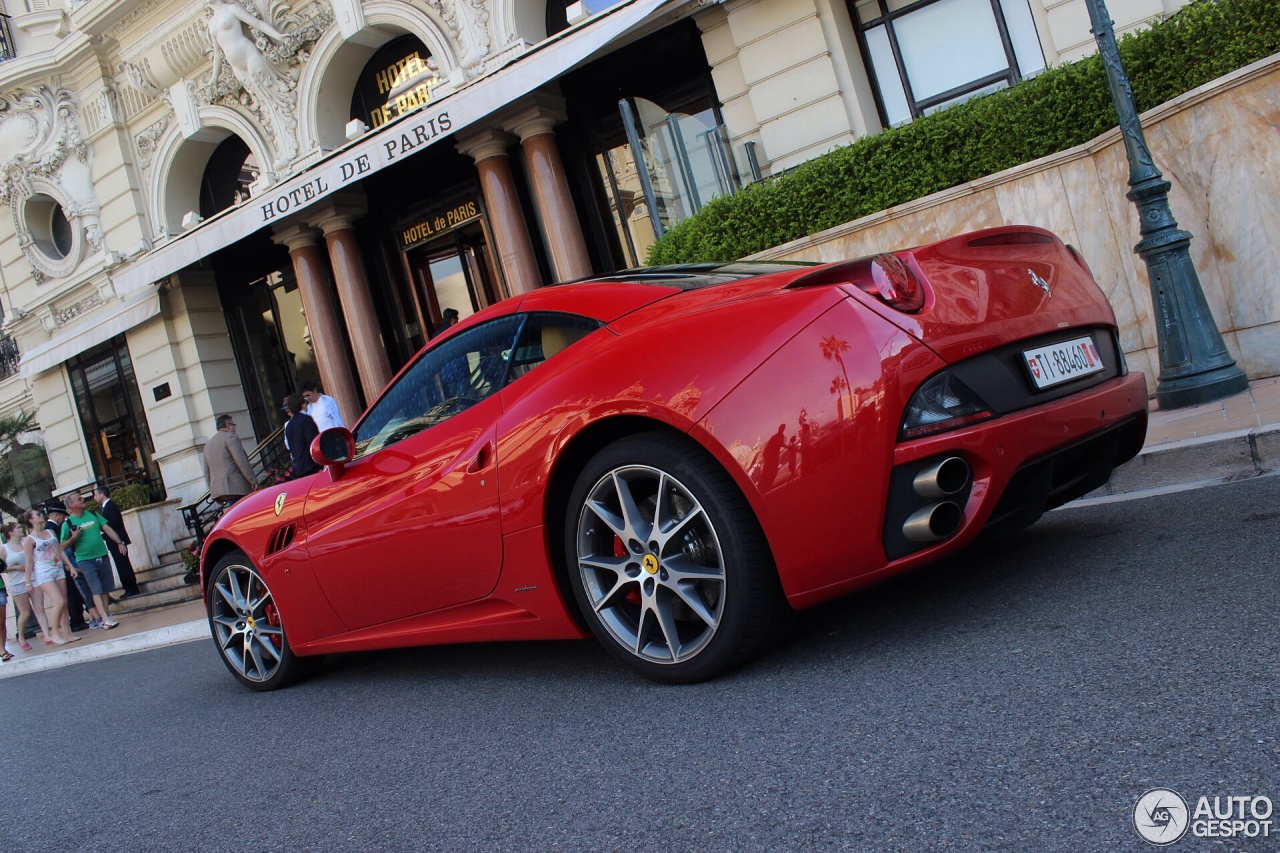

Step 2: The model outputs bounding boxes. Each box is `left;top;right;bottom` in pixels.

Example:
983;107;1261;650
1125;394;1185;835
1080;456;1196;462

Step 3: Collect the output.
354;315;524;456
506;313;602;381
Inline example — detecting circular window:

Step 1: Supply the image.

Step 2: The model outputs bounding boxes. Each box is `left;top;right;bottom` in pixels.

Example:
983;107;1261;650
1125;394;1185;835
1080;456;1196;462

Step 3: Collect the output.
25;194;74;260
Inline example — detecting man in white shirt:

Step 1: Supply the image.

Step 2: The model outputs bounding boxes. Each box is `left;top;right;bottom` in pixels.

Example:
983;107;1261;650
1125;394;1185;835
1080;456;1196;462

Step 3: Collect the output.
299;381;345;432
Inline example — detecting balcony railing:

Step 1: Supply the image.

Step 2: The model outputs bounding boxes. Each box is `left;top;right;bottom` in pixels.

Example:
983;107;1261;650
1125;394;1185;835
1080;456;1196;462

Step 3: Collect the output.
0;15;15;64
0;333;19;380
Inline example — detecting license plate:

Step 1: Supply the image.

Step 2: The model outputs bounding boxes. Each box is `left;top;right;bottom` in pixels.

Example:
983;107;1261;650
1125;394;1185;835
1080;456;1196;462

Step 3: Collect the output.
1022;336;1104;389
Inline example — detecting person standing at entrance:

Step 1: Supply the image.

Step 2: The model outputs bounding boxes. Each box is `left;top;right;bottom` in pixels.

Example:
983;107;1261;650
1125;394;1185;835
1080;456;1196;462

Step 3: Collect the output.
61;493;126;630
283;394;321;479
299;382;344;432
94;484;141;599
430;307;460;339
204;414;257;505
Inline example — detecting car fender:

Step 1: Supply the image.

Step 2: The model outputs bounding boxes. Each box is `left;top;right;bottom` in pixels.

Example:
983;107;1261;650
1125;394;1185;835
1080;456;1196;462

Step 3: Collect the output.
200;478;347;647
695;298;948;604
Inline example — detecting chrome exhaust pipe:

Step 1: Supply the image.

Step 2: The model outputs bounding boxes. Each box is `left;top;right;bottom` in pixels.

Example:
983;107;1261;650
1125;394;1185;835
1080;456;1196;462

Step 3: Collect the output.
912;456;970;499
902;501;963;543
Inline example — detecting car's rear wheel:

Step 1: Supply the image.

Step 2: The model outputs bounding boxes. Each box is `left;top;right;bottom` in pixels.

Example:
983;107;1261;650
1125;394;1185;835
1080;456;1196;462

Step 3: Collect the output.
566;433;788;683
207;550;315;691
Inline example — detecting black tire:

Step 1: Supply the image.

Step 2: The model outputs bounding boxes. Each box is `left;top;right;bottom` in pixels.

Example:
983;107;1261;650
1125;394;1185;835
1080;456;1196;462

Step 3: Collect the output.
564;432;789;683
206;550;318;691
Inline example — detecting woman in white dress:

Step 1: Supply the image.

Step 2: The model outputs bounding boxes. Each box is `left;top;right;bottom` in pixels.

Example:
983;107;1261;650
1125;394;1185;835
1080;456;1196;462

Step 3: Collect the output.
3;520;46;651
24;508;80;645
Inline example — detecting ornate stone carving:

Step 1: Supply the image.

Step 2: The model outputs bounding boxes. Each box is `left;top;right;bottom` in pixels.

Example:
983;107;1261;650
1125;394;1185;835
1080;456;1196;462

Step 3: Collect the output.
0;86;88;206
432;0;492;77
135;114;171;178
202;0;333;171
0;85;103;282
54;292;105;326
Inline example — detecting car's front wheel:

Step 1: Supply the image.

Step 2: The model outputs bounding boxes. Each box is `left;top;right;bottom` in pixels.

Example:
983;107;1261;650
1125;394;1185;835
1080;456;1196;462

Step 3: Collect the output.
207;551;315;691
566;433;788;683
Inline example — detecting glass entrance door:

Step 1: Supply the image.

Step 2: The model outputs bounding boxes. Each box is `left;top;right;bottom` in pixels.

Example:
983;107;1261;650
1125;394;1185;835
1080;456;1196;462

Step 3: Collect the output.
407;221;500;334
67;336;163;496
225;269;321;442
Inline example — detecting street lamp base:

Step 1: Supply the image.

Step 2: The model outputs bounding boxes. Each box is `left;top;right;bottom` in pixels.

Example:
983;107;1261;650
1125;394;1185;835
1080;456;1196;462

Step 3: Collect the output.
1155;362;1249;410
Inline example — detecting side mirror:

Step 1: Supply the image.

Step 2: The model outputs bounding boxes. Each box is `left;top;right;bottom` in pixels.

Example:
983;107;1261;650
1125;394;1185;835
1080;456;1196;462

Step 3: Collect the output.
311;427;356;480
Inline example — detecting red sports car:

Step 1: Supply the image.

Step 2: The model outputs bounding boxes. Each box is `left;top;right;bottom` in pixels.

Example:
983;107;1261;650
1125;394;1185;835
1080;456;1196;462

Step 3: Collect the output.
201;225;1148;690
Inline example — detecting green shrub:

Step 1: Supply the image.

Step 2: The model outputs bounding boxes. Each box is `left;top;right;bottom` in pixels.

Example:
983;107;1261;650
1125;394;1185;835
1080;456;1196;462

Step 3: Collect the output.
647;0;1280;264
111;483;154;510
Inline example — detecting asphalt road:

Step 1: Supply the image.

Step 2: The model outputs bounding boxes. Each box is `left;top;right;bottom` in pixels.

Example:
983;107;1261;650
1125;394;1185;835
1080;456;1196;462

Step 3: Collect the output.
5;475;1278;852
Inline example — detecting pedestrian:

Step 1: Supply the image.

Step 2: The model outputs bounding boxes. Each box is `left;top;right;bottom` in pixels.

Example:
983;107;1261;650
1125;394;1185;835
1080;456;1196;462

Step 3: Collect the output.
2;519;42;651
282;394;320;479
430;307;459;338
24;508;82;644
298;381;344;432
44;500;91;632
93;483;141;598
204;414;257;505
60;493;126;630
0;572;9;661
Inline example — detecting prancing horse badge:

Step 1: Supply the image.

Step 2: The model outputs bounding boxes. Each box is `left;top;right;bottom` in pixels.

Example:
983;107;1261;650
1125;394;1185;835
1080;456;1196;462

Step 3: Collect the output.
274;492;287;516
1028;268;1051;297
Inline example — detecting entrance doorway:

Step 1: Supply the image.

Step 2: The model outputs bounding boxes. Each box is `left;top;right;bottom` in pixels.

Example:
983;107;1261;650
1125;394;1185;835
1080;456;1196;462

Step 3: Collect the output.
405;220;500;336
67;336;164;496
224;266;321;442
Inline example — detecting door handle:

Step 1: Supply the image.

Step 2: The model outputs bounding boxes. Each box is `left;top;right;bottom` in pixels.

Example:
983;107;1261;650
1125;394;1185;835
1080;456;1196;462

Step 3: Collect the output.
467;441;493;473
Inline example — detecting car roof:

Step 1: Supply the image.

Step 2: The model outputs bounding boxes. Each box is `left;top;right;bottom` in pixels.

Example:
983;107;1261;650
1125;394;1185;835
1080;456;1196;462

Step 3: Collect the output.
570;261;817;290
512;261;819;323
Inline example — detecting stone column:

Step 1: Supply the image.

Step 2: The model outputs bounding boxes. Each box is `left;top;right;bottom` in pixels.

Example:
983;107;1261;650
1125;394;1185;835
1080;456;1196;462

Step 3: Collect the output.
312;201;394;403
456;128;543;294
508;102;593;282
271;223;363;424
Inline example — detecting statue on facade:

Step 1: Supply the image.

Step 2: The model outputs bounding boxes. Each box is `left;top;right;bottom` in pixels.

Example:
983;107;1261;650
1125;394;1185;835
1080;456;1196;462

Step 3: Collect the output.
205;0;298;169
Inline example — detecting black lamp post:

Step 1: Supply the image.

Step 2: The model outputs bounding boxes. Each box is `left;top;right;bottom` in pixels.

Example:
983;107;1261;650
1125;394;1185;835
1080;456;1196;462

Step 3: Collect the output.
1083;0;1247;409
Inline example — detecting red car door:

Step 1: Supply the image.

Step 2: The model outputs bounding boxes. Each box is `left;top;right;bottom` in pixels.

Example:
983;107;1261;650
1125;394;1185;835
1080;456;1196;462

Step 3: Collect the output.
303;316;522;630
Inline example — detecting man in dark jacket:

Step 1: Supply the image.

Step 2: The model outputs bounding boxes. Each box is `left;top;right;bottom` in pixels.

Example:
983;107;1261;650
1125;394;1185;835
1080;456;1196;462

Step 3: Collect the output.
283;394;321;479
94;483;141;598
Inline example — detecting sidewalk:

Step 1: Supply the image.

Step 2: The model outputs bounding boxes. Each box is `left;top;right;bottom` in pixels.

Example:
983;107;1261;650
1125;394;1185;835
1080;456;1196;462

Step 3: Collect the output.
3;376;1278;679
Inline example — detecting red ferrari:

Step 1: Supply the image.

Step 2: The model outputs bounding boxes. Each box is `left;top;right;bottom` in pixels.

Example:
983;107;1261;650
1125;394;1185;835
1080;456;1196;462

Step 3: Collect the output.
201;225;1148;690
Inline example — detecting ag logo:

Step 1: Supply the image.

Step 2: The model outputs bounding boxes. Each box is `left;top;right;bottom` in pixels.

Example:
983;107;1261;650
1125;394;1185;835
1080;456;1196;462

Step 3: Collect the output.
1134;788;1189;845
274;492;287;517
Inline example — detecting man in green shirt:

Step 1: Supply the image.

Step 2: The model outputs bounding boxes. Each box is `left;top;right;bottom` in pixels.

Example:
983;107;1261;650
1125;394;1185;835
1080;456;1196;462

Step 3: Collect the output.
61;492;128;629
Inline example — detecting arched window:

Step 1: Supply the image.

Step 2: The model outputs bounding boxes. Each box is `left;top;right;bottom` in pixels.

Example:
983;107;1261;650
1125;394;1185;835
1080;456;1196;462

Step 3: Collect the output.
199;136;260;220
350;35;440;130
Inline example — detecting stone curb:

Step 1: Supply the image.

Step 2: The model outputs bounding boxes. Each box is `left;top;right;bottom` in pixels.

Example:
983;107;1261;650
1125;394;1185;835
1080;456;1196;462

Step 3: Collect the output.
0;620;208;680
1093;423;1280;496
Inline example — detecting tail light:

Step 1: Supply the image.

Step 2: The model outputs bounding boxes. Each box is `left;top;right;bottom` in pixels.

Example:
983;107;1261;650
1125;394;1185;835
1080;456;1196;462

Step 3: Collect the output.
900;372;993;440
788;253;925;313
859;253;924;313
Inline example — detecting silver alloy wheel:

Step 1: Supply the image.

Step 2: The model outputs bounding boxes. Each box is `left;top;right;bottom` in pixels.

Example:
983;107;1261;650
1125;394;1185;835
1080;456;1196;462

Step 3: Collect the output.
575;464;727;665
209;561;286;684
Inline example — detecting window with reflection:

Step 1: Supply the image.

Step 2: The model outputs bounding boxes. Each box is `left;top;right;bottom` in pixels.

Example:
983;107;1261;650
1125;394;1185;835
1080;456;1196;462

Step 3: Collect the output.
851;0;1046;125
505;312;602;381
355;316;525;456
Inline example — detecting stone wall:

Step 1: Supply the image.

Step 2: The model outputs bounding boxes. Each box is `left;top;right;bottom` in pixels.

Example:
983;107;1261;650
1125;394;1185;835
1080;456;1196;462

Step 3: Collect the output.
752;54;1280;392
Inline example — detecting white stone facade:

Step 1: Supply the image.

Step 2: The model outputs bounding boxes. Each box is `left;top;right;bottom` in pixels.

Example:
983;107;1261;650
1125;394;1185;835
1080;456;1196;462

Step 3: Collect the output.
0;0;1226;505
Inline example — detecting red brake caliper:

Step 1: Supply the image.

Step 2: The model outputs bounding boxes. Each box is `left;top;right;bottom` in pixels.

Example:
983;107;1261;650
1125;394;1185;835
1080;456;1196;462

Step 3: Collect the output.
615;536;642;607
263;602;282;650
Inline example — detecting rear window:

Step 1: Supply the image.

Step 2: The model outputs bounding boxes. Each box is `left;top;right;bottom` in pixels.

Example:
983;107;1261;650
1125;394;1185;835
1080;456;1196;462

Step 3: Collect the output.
572;262;816;291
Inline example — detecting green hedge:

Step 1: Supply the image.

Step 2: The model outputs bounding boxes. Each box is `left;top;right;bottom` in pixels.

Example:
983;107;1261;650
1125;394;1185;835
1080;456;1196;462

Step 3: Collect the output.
647;0;1280;264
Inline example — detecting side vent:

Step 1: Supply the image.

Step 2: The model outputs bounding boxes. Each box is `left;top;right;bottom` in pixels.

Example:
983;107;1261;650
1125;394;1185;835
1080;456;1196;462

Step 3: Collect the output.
266;524;296;556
